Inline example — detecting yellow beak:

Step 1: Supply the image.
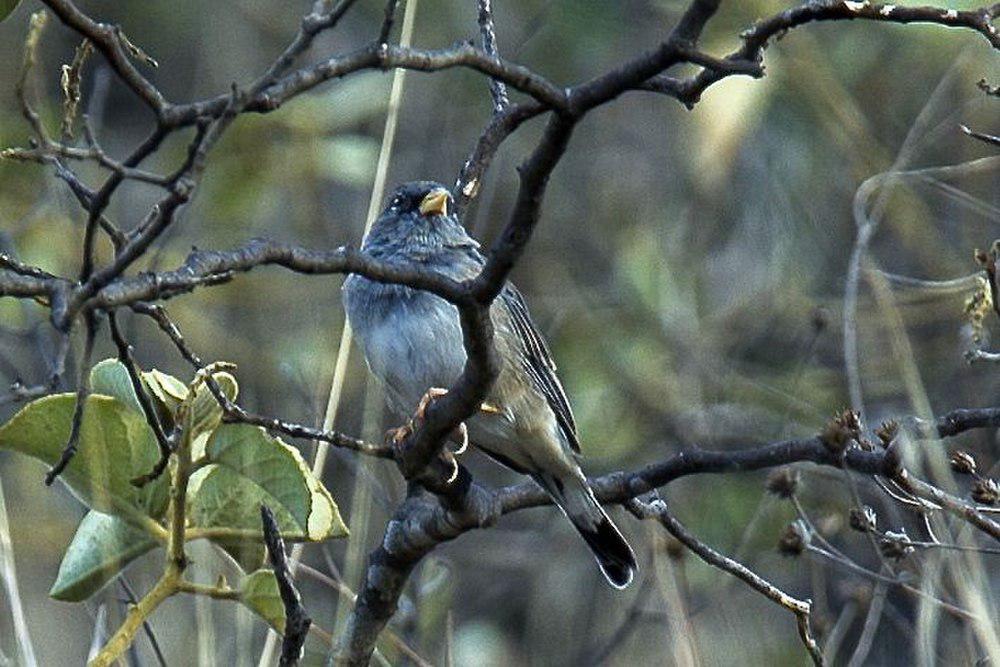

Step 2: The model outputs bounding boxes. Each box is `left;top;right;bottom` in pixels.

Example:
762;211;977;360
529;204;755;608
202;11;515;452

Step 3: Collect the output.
418;189;450;217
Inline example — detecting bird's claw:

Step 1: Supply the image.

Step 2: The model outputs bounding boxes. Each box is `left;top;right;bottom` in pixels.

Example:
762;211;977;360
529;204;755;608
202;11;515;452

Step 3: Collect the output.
387;389;501;484
385;423;412;449
415;386;449;421
451;422;469;456
387;387;469;459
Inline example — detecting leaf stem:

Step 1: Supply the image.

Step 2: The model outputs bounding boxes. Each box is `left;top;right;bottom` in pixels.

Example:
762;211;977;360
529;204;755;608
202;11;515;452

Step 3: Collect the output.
90;382;201;664
177;580;241;600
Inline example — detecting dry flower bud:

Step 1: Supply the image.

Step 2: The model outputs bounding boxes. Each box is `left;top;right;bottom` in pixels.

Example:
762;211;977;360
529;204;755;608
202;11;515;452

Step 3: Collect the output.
765;467;800;498
778;520;810;557
874;420;898;448
971;478;999;506
949;451;977;476
821;409;862;454
849;505;877;533
879;529;914;561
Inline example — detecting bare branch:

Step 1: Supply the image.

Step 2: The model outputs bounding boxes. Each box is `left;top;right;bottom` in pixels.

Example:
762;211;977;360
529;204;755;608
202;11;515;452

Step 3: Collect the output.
261;505;312;667
39;0;166;115
130;303;391;459
44;313;99;484
626;496;824;667
477;0;509;111
107;311;172;487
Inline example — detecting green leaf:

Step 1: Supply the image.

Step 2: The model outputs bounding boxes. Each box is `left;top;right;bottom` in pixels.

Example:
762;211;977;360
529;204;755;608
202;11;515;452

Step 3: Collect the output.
0;394;166;518
142;368;187;413
90;359;144;414
140;367;237;439
189;371;238;437
204;423;346;540
219;540;266;574
50;511;158;601
240;569;285;633
0;0;21;23
188;465;325;539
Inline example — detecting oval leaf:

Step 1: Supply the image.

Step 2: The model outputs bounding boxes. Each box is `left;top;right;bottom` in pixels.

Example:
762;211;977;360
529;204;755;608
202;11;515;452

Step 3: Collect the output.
204;423;346;540
142;368;188;411
189;371;238;436
188;465;318;538
90;359;143;414
240;569;285;633
50;510;158;601
0;394;166;518
140;367;238;439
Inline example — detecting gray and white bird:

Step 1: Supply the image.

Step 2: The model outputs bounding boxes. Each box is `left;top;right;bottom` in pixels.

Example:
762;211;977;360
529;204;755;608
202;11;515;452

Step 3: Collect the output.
343;181;636;588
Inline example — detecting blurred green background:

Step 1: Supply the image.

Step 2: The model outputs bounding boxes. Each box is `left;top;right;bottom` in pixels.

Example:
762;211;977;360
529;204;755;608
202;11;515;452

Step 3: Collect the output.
1;0;1000;664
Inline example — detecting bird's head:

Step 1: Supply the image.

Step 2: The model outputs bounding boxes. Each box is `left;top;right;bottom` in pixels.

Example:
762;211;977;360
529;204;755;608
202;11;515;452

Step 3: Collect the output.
363;181;472;256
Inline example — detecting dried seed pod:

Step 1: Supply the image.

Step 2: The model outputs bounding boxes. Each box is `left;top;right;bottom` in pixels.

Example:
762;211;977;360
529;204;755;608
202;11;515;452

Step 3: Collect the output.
874;420;899;448
765;467;800;499
971;478;999;506
778;520;810;557
879;529;914;561
949;451;977;476
849;505;877;533
821;409;862;454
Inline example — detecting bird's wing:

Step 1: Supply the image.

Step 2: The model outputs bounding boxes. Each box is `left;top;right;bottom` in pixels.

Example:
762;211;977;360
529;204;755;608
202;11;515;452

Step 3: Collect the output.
500;283;581;453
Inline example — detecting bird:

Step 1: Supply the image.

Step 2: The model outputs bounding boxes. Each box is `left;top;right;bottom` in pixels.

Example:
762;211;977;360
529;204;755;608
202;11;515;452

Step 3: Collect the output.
342;180;636;588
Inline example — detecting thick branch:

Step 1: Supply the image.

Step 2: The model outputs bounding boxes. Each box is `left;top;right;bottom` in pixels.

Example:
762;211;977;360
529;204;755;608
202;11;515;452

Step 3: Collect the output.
334;406;1000;664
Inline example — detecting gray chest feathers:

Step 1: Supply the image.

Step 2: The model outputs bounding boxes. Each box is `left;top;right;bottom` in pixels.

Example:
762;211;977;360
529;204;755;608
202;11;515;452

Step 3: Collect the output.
343;278;466;411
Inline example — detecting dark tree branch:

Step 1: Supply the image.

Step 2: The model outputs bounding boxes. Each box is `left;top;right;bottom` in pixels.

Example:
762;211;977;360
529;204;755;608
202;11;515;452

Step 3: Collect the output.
332;407;1000;664
261;505;312;667
117;577;168;667
660;1;1000;107
130;303;392;459
453;101;544;212
39;0;166;115
477;0;509;112
378;0;401;44
44;312;98;484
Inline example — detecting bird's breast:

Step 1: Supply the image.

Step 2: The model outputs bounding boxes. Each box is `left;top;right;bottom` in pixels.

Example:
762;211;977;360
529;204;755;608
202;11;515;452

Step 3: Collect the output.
344;278;467;411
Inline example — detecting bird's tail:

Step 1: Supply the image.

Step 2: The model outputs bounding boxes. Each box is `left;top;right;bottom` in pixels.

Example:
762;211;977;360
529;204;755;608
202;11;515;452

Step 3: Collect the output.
533;472;637;589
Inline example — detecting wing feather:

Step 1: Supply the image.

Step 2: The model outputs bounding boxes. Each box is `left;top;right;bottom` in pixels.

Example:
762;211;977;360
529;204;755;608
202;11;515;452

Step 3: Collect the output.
499;283;580;453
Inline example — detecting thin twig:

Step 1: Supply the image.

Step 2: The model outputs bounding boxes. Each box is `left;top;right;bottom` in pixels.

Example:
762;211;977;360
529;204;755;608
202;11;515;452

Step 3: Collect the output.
107;311;173;486
626;497;824;666
477;0;509;112
45;313;99;484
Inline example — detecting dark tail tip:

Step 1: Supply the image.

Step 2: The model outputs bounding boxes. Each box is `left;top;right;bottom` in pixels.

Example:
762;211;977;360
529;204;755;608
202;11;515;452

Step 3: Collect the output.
578;516;637;589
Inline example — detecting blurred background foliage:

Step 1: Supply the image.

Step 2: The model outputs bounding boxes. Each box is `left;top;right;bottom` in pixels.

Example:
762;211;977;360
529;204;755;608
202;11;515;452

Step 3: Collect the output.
1;0;1000;664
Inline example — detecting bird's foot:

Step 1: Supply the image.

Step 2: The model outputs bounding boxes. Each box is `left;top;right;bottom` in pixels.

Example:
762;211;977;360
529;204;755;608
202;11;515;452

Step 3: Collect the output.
386;388;501;483
386;387;467;453
416;386;449;420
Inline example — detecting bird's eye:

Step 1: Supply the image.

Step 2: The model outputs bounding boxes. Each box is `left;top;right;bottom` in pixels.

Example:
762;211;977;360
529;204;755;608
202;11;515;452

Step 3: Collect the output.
392;196;403;208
